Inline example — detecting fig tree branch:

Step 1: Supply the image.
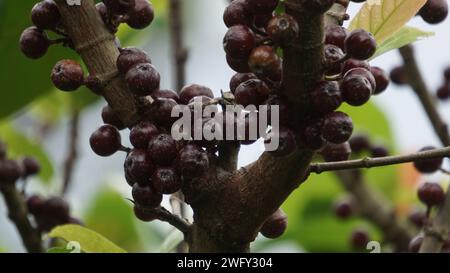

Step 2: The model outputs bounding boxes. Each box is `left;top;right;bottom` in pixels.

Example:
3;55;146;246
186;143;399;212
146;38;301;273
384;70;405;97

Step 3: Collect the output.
309;146;450;173
399;45;450;252
62;110;79;195
54;0;141;127
334;170;413;251
0;185;42;253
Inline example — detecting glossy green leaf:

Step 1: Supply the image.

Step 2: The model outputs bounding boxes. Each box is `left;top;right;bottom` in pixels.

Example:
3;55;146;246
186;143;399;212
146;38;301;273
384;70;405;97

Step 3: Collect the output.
48;224;127;253
372;26;434;59
0;121;53;182
83;187;142;252
349;0;427;44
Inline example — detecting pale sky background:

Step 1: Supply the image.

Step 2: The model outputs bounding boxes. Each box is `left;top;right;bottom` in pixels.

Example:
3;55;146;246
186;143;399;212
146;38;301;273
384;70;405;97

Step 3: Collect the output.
1;0;450;252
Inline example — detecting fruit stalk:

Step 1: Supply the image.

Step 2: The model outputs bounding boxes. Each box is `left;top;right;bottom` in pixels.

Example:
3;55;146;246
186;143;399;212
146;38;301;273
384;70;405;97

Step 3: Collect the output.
54;0;141;127
0;185;42;253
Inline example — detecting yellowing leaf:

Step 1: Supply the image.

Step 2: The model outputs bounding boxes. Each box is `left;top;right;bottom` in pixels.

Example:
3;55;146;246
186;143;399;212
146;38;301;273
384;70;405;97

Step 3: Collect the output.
372;26;434;59
48;225;127;253
349;0;427;44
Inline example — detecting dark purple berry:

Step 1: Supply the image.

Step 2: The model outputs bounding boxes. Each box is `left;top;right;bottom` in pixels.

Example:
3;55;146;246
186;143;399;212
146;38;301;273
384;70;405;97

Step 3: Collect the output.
179;84;214;105
345;68;376;91
418;182;445;207
51;60;84;91
310;81;342;114
103;0;135;14
298;119;326;150
349;134;371;153
420;0;448;24
223;25;256;59
230;73;258;94
248;45;282;79
22;157;41;177
408;209;427;228
89;125;122;157
130;121;159;149
223;0;251;27
117;47;152;75
226;54;251;73
322;111;353;144
342;59;370;74
345;29;377;60
132;183;162;208
31;0;61;30
351;229;370;249
324;44;345;76
370;66;389;94
325;24;348;50
413;146;443;173
178;144;209;179
267;14;299;44
152;167;182;194
341;74;373;106
370;145;389;158
437;84;450;100
148;134;178;166
19;27;50;59
390;66;408;85
321;142;352;162
126;63;160;96
334;199;353;219
26;195;45;215
152;89;180;102
150;98;178;127
101;105;126;130
260;209;288;239
44;196;70;222
235;79;271;106
125;149;154;186
0;160;23;184
125;0;154;29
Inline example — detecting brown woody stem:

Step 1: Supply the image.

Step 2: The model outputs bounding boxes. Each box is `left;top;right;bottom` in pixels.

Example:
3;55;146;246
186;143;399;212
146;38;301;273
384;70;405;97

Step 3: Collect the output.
0;185;42;253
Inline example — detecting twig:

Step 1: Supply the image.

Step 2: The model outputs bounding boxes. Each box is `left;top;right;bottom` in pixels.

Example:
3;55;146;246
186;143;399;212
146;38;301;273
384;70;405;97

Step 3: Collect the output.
62;110;80;195
399;45;450;146
169;0;188;92
335;170;413;251
153;206;190;235
0;185;42;253
168;0;189;253
309;146;450;174
321;3;413;252
398;45;450;252
398;46;450;252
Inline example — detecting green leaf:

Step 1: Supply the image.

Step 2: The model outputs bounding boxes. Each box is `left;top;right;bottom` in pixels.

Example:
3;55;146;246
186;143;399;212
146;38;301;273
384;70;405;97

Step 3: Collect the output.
84;187;143;252
0;121;53;182
372;26;434;59
47;247;75;253
349;0;427;44
48;224;127;253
